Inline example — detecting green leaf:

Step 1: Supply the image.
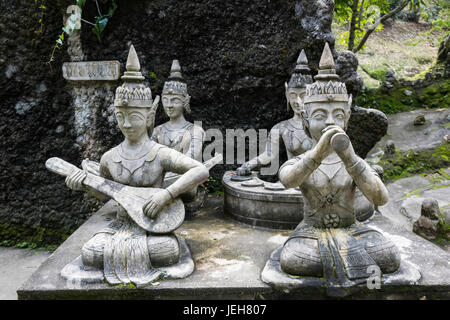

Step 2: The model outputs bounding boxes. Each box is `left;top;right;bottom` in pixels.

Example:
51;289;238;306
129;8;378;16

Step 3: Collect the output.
56;38;63;45
62;26;70;34
77;0;86;8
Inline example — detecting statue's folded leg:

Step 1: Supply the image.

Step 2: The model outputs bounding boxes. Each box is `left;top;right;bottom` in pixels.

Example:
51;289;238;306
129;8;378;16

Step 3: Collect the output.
147;233;181;268
81;232;112;269
352;228;401;274
280;237;323;277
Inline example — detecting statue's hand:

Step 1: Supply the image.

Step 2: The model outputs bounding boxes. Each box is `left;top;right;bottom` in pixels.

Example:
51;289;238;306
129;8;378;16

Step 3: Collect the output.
329;130;357;165
143;189;172;219
65;170;86;191
313;125;343;161
152;95;160;110
81;158;101;175
236;162;252;176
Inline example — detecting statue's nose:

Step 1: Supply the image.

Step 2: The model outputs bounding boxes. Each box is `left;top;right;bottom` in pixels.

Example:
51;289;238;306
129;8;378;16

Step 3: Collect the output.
325;114;335;125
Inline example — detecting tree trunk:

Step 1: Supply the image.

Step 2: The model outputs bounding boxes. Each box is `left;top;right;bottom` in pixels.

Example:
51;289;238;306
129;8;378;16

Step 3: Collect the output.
353;0;410;53
348;0;360;51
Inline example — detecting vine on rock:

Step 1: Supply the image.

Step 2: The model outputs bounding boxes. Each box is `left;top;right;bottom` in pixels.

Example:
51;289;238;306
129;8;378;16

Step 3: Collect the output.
45;0;118;65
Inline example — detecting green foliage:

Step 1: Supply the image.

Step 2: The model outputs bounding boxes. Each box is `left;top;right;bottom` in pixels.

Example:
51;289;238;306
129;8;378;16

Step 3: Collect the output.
203;176;224;196
378;143;450;182
334;0;391;50
0;223;73;251
356;79;450;114
334;0;426;51
47;0;118;64
92;0;118;42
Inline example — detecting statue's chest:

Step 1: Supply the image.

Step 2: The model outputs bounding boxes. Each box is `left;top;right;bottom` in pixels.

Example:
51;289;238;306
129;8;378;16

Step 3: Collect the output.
108;158;164;187
282;129;304;156
303;163;353;196
160;129;190;153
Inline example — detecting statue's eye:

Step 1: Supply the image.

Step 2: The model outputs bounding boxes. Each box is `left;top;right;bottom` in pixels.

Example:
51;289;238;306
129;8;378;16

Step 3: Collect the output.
313;113;325;120
116;113;124;122
130;113;144;121
334;112;345;120
173;98;182;105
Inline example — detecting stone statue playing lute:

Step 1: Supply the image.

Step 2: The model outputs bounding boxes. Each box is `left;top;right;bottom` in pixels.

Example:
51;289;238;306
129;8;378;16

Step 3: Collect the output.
48;45;209;286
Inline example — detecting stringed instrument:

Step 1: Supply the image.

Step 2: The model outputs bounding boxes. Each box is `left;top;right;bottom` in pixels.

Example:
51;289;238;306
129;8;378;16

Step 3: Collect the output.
45;157;185;234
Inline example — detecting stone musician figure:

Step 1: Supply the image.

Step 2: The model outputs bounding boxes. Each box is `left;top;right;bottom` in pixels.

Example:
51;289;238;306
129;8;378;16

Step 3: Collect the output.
63;45;209;285
262;43;400;296
152;59;205;163
236;50;312;176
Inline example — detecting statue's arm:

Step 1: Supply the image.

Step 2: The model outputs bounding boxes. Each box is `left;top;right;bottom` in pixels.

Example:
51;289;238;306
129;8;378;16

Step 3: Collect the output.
345;157;388;206
160;148;209;199
244;124;282;170
331;129;389;206
150;126;160;142
278;150;320;188
187;125;205;162
83;155;112;201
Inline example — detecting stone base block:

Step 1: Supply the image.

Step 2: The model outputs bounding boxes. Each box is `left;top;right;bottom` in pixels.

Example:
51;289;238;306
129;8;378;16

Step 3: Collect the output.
17;198;450;300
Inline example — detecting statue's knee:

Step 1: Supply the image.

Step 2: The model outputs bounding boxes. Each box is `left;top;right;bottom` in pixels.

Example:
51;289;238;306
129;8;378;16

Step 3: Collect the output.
147;234;180;268
280;238;322;277
361;232;401;274
81;233;110;269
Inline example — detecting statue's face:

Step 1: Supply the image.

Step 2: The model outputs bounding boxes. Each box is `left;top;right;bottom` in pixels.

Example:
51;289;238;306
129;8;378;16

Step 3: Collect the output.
162;93;185;119
115;106;149;142
287;87;305;114
306;101;349;141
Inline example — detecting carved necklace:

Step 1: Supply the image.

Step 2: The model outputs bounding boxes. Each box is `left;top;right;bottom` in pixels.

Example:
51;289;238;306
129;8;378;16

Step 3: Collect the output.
119;139;152;160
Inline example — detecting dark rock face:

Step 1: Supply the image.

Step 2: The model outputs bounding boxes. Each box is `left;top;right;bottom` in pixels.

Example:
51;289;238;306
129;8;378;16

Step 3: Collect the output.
335;50;364;99
0;0;387;245
0;0;99;247
347;106;388;159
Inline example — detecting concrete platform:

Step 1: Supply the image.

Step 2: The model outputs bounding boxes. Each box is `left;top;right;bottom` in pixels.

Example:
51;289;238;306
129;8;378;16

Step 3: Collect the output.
18;197;450;299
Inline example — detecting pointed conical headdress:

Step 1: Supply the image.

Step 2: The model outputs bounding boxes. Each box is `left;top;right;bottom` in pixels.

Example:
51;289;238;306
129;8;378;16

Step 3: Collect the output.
304;42;349;104
287;49;313;89
162;60;188;95
114;45;153;108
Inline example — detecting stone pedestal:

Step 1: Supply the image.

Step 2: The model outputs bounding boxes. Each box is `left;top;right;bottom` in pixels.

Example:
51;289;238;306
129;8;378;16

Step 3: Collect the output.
18;197;450;299
222;171;303;229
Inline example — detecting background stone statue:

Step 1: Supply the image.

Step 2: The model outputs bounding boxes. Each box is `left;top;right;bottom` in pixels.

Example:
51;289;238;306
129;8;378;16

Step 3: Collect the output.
236;50;313;177
152;60;205;163
262;43;401;297
152;60;208;209
51;45;209;286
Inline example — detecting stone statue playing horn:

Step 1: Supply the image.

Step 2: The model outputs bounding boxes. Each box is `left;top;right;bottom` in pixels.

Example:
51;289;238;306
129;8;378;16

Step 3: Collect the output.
46;45;209;286
261;43;401;297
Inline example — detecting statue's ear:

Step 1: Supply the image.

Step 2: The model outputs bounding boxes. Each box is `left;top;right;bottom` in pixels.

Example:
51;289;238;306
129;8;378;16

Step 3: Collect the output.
301;108;311;138
285;82;289;112
345;94;352;130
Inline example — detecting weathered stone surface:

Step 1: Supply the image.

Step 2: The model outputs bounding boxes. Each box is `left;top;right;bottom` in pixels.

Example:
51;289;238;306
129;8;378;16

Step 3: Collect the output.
366;108;450;162
0;0;100;247
378;173;450;236
413;198;444;241
18;198;450;299
347;106;388;159
335;50;364;99
62;61;120;81
413;114;426;126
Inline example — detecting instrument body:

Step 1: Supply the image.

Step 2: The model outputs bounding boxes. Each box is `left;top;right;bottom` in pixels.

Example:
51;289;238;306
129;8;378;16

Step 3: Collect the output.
45;157;185;234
